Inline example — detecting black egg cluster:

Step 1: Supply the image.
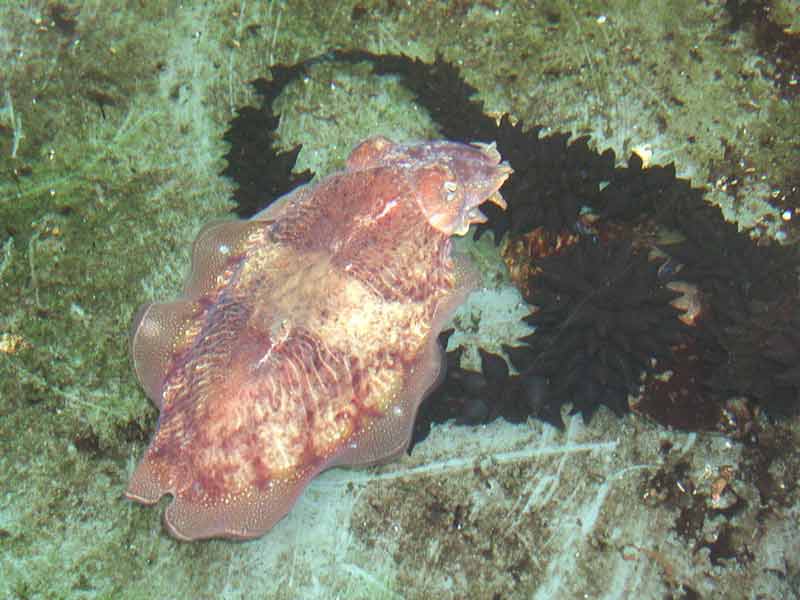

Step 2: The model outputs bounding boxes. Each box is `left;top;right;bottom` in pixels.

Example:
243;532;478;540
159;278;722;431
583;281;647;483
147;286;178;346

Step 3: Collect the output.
221;49;799;442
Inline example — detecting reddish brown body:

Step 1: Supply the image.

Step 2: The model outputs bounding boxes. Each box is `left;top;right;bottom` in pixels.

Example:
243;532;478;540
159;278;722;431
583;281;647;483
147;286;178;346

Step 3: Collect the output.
126;136;510;540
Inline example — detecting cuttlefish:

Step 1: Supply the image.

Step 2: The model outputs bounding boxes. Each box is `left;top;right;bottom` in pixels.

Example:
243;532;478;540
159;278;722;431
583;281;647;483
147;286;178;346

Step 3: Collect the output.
126;136;510;540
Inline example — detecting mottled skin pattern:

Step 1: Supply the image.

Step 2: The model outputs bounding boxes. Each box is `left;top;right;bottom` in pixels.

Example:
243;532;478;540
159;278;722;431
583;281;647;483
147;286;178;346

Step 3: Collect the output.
126;137;510;540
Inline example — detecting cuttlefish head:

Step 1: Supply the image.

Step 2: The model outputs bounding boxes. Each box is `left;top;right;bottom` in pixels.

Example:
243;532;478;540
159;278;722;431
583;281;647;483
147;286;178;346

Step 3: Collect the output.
407;139;511;236
348;136;512;237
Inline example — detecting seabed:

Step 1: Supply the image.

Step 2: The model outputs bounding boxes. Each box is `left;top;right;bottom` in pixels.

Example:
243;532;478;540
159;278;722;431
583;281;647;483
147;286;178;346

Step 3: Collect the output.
1;2;798;598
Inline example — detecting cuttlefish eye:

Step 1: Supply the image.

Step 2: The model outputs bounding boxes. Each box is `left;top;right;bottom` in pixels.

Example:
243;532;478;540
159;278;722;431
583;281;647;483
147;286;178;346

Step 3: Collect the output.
443;180;458;202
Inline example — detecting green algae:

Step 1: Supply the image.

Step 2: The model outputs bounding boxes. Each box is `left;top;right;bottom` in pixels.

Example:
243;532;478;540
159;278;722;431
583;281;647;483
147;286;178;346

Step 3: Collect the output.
0;1;797;599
